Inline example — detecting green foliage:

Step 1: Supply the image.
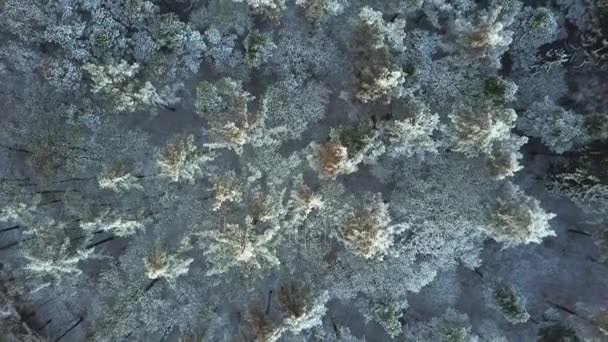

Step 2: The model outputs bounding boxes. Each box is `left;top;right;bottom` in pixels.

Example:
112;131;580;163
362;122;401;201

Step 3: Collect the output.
278;281;311;318
583;113;608;141
243;30;276;68
92;33;112;51
244;30;266;57
195;80;224;114
442;327;469;342
483;77;517;104
493;284;530;324
338;125;374;156
368;302;403;338
537;323;580;342
484;77;507;98
404;309;479;341
296;0;347;25
528;9;553;30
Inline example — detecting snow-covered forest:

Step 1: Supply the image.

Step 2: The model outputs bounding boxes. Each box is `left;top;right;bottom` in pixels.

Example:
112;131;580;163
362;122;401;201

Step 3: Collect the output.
0;0;607;340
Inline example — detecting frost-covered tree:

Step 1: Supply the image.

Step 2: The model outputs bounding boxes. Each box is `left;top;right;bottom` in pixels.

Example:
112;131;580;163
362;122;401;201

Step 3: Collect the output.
295;0;347;25
0;189;40;225
195;77;254;123
485;183;556;248
354;66;406;104
21;221;97;292
272;282;329;340
547;148;608;217
447;106;518;157
488;134;528;180
143;239;194;283
201;25;244;74
308;142;358;179
511;6;559;57
335;193;404;260
518;97;585;154
453;4;515;67
81;216;146;238
256;77;330;144
234;0;287;21
97;162;143;193
351;7;407;104
243;30;277;68
84;61;178;113
157;135;216;183
379;105;441;158
357;7;407;52
363;300;404;338
88;264;202;341
198;209;283;276
210;171;244;211
197;76;331;151
1;0;206;106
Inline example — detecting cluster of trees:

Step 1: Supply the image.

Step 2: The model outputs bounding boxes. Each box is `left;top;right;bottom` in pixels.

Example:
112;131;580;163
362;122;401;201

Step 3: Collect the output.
0;0;607;340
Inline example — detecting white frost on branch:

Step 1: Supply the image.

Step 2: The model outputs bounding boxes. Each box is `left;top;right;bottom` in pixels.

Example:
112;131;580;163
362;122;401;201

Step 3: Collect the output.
143;239;194;282
84;60;178;112
296;0;348;24
488;134;528;180
157;135;216;183
355;66;405;104
358;7;407;52
232;0;286;20
0;199;39;225
22;221;97;292
199;218;282;276
381;108;440;158
81;217;146;237
210;171;243;211
97;163;143;192
267;289;330;341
